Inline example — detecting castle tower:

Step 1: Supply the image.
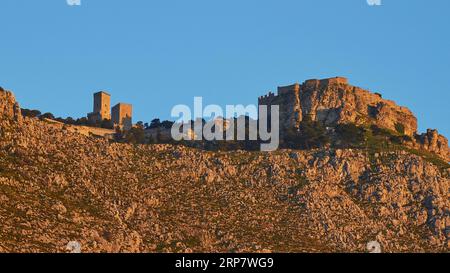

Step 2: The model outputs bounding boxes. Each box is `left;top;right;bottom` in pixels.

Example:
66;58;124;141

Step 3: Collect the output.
112;103;133;131
88;91;111;124
93;91;111;120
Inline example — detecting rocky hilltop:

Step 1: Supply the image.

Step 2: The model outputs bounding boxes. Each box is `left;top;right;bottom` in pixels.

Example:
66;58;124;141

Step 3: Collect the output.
0;87;449;253
260;77;449;161
0;87;22;123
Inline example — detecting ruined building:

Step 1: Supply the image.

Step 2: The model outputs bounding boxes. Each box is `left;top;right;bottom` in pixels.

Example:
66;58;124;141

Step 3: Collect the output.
112;103;133;131
87;91;132;130
88;91;111;124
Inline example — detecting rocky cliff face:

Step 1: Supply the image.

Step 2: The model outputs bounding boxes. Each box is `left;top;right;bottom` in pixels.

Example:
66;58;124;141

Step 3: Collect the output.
0;89;449;253
414;129;449;161
0;87;22;123
301;77;418;135
259;77;418;136
259;77;449;161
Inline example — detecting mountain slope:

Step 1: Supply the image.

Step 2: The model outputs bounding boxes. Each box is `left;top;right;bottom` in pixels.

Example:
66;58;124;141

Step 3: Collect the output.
0;117;448;252
0;88;449;253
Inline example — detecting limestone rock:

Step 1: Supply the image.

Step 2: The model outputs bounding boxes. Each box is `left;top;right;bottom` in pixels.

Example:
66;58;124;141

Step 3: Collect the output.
414;129;450;161
259;77;418;136
0;87;22;123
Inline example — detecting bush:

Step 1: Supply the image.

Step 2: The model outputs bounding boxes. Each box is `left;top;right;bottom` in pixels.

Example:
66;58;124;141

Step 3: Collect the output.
390;135;412;144
74;117;89;126
39;112;55;120
124;127;146;144
335;123;365;146
161;120;174;129
370;125;393;137
285;117;330;149
21;109;42;118
395;123;406;135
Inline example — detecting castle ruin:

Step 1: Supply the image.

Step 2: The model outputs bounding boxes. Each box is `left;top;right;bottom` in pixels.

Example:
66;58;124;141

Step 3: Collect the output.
87;92;132;130
88;91;111;124
258;77;418;138
112;103;133;131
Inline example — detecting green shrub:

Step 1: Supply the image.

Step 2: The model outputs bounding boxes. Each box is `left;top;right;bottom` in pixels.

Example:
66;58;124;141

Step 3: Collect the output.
285;117;330;149
390;135;412;144
21;109;42;118
124;127;146;144
395;123;406;135
335;123;365;146
39;112;55;120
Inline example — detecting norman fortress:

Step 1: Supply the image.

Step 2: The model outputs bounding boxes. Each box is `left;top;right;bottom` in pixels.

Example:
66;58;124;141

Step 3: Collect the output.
1;77;447;160
258;77;418;137
87;91;133;131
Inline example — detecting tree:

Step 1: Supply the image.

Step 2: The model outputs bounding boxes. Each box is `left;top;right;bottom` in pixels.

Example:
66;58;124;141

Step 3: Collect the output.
395;123;406;135
285;117;330;149
335;123;365;147
65;117;75;124
40;112;55;120
124;127;146;144
149;119;161;129
21;109;41;118
75;117;89;126
161;120;174;129
136;121;144;129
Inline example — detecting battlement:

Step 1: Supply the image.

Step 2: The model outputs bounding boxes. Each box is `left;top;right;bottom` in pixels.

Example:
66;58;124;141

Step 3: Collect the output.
304;77;348;88
278;83;300;96
258;91;277;101
94;91;111;97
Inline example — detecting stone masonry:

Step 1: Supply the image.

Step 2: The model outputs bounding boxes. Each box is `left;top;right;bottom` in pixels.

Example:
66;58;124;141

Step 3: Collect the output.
88;91;111;124
112;103;133;131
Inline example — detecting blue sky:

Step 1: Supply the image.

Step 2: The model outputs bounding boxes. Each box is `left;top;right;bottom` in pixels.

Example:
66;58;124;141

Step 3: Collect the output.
0;0;449;136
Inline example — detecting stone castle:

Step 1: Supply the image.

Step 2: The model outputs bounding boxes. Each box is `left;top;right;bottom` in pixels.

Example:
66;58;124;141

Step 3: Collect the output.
87;91;133;130
259;77;418;136
0;77;448;160
258;77;449;160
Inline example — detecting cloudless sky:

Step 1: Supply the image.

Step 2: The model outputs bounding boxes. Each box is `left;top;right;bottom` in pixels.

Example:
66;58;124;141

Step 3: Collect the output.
0;0;449;136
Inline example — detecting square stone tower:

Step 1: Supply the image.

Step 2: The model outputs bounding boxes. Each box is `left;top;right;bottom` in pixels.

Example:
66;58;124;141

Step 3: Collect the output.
112;103;133;130
93;91;111;120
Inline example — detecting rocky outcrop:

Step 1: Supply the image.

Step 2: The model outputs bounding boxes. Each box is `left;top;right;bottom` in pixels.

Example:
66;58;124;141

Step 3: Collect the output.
259;77;418;136
414;129;450;161
259;77;449;161
0;87;22;123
